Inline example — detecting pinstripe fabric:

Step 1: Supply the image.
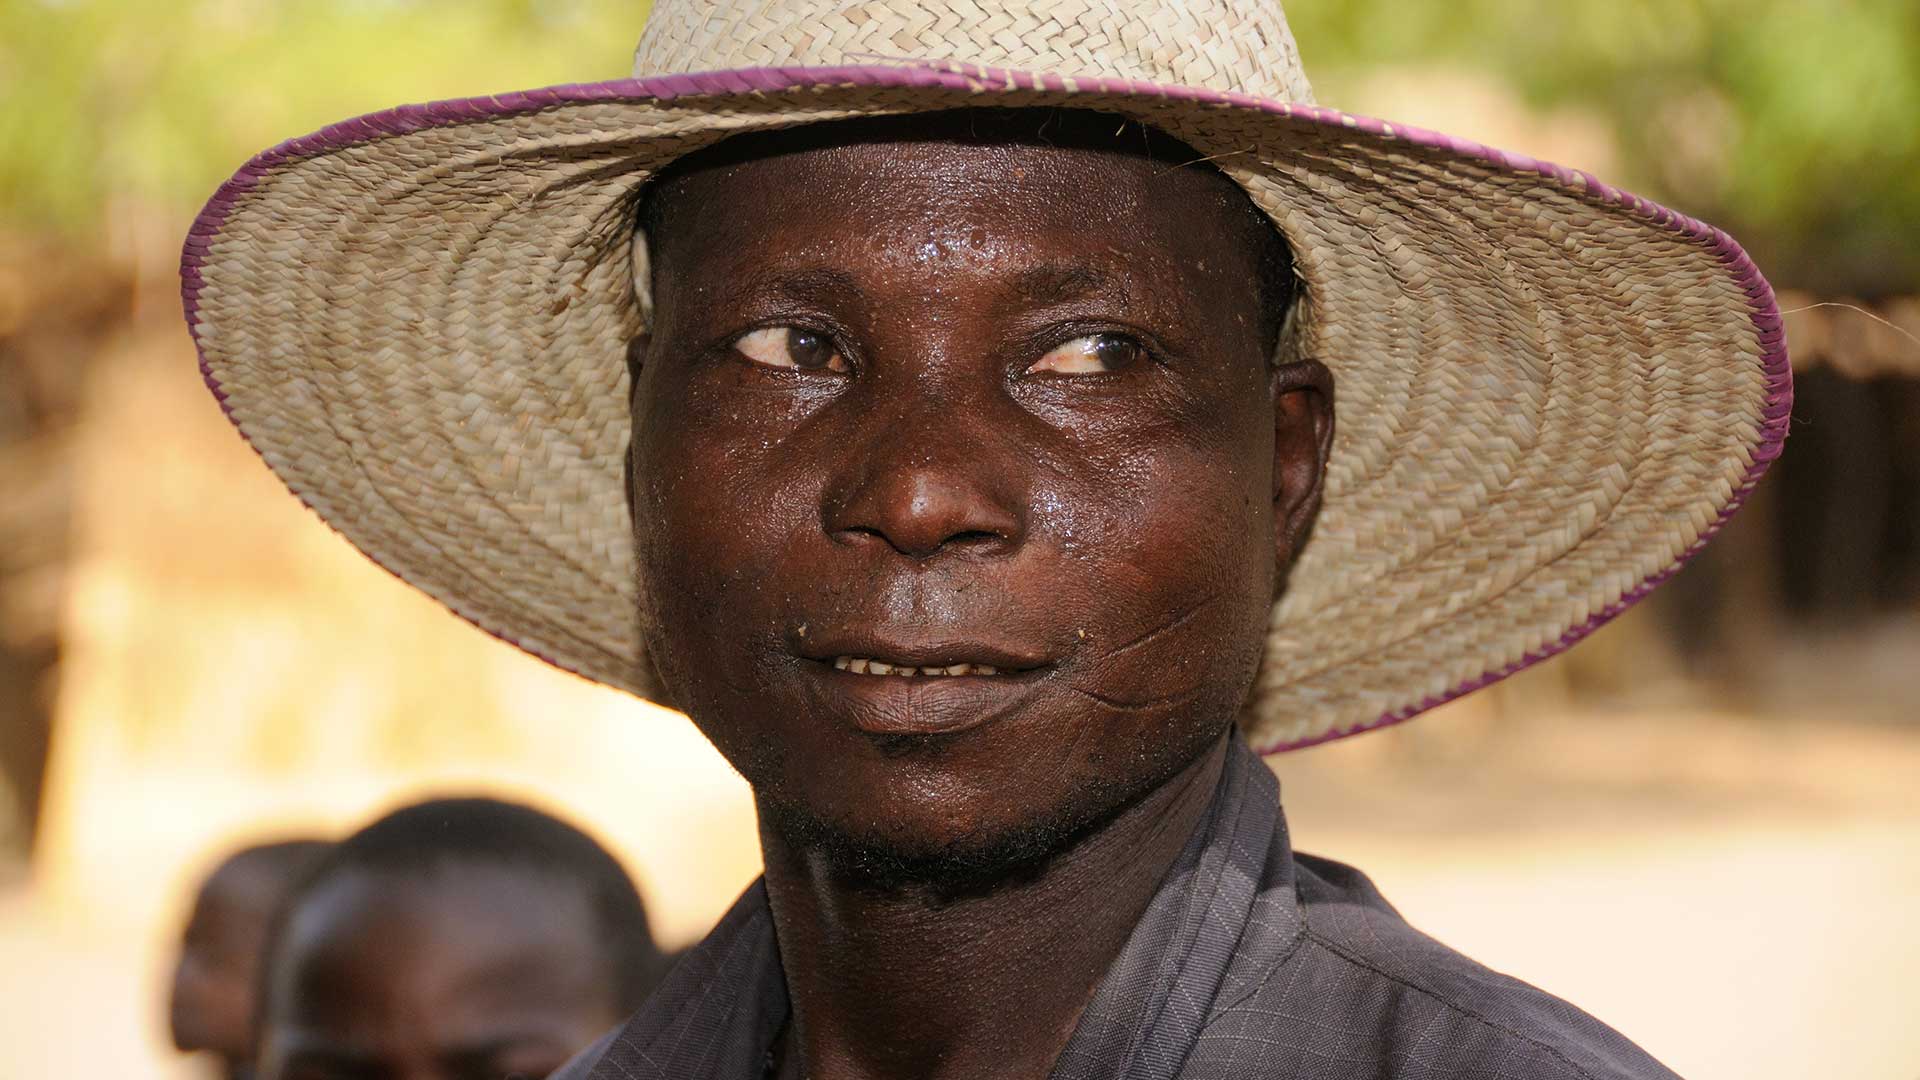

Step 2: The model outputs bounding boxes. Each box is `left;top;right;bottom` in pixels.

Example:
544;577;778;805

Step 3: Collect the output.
557;739;1680;1079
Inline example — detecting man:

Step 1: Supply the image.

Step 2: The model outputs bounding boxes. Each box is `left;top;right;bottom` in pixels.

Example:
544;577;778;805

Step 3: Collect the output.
182;1;1790;1076
171;839;332;1080
251;797;671;1080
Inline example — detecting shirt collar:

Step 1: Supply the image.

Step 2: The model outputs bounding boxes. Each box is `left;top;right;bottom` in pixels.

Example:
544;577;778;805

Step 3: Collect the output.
1049;735;1300;1079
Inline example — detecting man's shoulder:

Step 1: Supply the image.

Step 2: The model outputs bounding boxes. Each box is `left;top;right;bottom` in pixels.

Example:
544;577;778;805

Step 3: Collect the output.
1187;852;1682;1080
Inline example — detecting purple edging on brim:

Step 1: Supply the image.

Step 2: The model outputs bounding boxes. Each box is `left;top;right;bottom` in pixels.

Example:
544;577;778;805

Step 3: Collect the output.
179;61;1794;750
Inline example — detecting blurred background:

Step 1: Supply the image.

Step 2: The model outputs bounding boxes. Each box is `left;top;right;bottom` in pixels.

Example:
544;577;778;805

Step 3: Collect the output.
1;0;1916;1076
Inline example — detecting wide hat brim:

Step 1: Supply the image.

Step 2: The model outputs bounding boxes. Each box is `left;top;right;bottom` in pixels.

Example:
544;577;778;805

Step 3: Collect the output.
182;63;1791;753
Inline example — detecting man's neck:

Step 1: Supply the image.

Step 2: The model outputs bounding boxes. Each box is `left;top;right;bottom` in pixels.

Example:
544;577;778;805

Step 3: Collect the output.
757;735;1231;1080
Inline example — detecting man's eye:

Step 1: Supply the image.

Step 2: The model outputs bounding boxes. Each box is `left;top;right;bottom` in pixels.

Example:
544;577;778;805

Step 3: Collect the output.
733;326;848;372
1025;333;1146;376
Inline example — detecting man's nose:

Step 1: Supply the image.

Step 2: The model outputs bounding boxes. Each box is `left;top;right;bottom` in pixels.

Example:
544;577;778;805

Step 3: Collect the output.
821;398;1026;561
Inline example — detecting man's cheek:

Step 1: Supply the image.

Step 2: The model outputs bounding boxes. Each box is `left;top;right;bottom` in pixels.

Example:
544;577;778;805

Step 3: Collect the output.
1092;445;1261;564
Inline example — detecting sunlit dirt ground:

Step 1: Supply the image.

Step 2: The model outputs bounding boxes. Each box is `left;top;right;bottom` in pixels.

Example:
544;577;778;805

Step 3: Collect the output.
4;316;1915;1080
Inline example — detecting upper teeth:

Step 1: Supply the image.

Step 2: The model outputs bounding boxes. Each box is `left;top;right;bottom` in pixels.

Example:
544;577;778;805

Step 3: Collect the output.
833;657;1000;677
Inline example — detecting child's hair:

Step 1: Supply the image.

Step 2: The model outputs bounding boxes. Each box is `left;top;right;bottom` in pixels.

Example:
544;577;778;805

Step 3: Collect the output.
204;838;334;894
260;796;665;1017
173;838;334;1059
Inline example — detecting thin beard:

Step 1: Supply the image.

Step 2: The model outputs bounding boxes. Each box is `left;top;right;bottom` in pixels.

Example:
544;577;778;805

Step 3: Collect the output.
759;778;1131;904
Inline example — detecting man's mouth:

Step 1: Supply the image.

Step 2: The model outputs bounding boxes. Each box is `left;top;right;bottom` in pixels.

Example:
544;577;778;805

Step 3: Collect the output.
831;657;1004;677
799;631;1049;678
796;636;1054;736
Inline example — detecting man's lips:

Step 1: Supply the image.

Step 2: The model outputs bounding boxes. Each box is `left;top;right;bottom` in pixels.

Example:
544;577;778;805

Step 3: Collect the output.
793;633;1056;736
794;633;1052;675
829;656;1005;677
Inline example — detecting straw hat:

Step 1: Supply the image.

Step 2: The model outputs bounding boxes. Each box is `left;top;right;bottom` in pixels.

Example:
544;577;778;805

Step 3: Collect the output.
181;0;1791;752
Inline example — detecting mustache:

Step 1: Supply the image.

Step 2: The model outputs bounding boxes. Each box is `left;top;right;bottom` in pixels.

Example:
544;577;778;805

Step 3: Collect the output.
784;579;1057;647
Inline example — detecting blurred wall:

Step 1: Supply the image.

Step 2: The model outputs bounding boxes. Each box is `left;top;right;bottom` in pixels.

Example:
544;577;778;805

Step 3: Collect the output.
40;322;763;946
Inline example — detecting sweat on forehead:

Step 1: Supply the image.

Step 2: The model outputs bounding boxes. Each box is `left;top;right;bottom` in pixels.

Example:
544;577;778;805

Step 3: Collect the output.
635;108;1296;353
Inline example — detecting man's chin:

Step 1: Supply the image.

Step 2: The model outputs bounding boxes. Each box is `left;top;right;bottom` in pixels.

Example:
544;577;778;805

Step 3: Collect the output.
760;791;1124;903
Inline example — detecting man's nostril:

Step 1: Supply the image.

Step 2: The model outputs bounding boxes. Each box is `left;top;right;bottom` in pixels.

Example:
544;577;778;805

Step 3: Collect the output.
829;524;1010;559
822;461;1024;559
833;525;889;546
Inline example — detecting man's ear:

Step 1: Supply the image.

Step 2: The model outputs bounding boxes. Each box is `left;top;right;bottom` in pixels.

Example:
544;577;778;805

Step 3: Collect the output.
1270;358;1334;595
625;333;650;404
624;333;650;530
627;226;656;411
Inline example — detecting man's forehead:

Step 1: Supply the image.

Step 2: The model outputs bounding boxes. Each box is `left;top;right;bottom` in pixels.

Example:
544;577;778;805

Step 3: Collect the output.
646;145;1254;296
636;108;1294;349
654;108;1225;182
726;133;1177;191
644;111;1257;249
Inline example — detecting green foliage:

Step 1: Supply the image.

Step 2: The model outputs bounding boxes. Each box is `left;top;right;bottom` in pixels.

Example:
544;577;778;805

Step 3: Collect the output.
2;0;1913;291
1289;0;1920;293
0;0;643;234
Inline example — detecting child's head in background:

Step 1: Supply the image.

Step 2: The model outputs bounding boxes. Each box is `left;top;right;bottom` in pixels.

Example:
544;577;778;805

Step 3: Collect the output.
252;797;668;1080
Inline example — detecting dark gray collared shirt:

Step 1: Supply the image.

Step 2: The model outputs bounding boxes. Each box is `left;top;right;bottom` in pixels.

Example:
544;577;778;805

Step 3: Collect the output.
559;739;1679;1079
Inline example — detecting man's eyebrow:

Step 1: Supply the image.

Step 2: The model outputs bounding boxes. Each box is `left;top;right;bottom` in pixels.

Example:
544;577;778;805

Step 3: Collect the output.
1009;263;1129;307
731;266;869;307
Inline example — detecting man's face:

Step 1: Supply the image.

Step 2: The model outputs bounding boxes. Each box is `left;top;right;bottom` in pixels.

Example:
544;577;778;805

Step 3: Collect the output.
254;866;623;1080
631;118;1328;885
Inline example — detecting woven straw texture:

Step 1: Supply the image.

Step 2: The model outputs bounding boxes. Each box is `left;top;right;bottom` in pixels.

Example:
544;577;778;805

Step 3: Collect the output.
182;0;1791;752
